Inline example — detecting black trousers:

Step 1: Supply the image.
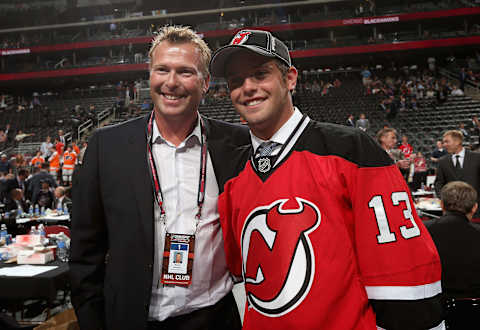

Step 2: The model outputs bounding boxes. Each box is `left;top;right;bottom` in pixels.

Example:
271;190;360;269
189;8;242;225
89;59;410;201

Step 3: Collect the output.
147;292;241;330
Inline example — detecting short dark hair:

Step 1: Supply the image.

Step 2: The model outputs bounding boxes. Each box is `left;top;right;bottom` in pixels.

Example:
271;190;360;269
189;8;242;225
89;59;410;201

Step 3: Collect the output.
441;181;477;214
18;169;29;177
274;60;289;77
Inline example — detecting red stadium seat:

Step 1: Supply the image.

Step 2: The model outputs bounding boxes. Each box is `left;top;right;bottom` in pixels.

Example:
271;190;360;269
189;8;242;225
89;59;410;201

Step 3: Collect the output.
44;225;70;238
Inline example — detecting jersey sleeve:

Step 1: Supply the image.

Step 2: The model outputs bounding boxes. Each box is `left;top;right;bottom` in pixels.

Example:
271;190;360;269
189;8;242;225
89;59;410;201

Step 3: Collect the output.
218;180;243;282
347;161;444;330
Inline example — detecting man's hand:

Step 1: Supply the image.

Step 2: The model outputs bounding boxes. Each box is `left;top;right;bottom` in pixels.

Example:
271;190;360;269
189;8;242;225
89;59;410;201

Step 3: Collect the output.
396;159;410;169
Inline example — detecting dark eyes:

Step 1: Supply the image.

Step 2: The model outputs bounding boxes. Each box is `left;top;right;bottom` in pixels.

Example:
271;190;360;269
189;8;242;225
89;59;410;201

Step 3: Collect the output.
227;70;269;89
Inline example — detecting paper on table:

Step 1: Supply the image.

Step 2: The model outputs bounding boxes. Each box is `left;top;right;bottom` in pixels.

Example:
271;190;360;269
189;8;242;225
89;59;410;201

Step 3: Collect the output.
0;265;58;277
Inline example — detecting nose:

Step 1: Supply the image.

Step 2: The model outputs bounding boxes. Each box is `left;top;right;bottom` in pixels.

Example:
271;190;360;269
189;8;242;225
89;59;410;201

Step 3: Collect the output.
165;71;179;89
241;76;257;94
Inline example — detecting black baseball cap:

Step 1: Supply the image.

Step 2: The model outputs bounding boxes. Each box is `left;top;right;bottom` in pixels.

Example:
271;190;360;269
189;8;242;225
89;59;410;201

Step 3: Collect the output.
210;29;291;78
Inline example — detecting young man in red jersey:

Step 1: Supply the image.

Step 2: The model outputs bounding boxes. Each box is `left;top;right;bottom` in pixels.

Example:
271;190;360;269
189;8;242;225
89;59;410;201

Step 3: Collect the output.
210;29;444;330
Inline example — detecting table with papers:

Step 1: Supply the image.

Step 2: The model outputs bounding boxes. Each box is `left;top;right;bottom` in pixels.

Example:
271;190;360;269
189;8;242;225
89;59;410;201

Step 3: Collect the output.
16;214;70;225
0;260;69;303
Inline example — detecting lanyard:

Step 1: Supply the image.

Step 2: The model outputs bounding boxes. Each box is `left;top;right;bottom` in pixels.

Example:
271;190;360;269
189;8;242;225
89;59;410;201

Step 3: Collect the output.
146;111;208;231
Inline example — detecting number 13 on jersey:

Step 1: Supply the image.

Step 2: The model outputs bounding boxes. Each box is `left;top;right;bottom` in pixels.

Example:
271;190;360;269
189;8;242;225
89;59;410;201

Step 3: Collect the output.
368;192;421;244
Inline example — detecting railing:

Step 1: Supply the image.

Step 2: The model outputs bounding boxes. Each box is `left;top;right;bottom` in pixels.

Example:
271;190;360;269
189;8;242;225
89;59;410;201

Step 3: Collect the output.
13;142;42;155
97;108;112;127
77;119;93;142
439;67;480;96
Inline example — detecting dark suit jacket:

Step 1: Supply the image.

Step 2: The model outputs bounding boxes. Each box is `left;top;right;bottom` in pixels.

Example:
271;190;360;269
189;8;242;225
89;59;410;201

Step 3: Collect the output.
26;171;57;204
434;150;480;204
425;211;480;298
69;114;249;330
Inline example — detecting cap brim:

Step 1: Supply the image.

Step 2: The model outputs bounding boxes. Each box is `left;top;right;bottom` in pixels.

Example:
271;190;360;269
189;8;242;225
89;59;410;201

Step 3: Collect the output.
210;44;277;78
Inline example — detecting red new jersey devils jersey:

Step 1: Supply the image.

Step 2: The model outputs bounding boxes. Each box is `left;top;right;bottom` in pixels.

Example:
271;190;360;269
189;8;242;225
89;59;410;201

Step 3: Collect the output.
219;120;442;330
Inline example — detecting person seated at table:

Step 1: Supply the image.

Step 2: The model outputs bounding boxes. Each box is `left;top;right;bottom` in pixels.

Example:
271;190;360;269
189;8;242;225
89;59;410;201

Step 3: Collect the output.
54;186;71;212
425;181;480;299
34;180;54;209
4;188;28;213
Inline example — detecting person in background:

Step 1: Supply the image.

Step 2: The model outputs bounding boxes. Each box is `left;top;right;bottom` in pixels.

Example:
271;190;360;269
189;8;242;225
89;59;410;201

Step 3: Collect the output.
211;28;443;330
377;128;410;171
0;154;11;174
430;140;447;169
398;135;413;159
346;114;355;127
356;113;369;132
35;180;54;209
435;130;480;217
426;181;480;298
30;151;45;169
27;162;57;205
62;145;77;186
40;136;53;158
72;141;80;155
54;186;71;211
48;146;61;180
411;152;428;191
78;141;88;165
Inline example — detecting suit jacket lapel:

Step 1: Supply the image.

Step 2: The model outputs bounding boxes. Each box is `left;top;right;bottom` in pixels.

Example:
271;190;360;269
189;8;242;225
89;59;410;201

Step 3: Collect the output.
126;115;154;259
461;150;471;180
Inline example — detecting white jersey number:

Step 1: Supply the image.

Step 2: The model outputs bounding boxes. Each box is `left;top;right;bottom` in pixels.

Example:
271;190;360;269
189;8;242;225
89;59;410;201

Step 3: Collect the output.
368;192;421;244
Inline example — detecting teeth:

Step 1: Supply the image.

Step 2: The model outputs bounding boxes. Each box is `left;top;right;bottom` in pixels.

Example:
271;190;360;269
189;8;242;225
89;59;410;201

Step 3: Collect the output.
246;99;263;106
163;94;181;100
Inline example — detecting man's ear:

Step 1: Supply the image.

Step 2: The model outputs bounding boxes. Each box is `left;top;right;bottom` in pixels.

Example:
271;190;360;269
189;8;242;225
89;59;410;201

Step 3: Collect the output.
471;202;478;216
286;66;298;92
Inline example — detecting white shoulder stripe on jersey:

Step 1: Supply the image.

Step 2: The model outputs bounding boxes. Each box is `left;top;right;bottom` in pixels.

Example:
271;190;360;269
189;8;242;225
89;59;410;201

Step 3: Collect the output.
273;113;310;167
365;280;441;300
377;320;445;330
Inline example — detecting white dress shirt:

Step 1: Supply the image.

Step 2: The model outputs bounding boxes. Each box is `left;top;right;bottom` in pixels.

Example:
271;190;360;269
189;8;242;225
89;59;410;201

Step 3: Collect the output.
149;115;233;321
451;148;465;168
251;107;303;156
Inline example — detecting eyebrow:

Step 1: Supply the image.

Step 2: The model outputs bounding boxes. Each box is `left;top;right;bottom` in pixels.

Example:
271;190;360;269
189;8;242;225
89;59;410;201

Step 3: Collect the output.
226;61;273;79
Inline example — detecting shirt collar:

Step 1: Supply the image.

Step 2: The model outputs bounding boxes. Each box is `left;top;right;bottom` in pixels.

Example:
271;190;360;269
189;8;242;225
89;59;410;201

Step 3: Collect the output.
452;147;465;159
152;113;201;148
251;107;302;153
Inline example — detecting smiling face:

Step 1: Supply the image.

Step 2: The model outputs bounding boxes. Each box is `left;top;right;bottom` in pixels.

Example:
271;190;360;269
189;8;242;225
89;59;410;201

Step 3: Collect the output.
443;134;463;154
149;41;209;123
225;50;297;140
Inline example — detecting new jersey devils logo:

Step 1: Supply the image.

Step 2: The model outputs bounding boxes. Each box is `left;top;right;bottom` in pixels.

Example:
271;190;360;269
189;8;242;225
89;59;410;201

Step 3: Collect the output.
241;198;321;316
231;31;251;45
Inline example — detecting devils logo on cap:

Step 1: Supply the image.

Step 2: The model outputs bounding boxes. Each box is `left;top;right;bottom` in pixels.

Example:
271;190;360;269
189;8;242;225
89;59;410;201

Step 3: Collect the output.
231;31;252;45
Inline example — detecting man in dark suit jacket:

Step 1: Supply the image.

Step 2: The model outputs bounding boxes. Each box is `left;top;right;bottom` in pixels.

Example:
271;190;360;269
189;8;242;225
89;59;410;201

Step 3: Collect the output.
426;181;480;298
435;130;480;216
3;169;28;206
346;114;355;127
70;26;249;330
26;163;57;204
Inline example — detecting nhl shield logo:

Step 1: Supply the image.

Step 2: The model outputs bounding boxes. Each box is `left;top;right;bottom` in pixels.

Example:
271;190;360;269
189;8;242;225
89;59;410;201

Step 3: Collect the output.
257;157;271;173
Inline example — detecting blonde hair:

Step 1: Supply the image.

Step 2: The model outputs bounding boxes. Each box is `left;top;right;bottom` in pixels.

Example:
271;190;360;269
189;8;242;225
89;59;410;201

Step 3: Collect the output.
148;25;211;78
443;129;464;142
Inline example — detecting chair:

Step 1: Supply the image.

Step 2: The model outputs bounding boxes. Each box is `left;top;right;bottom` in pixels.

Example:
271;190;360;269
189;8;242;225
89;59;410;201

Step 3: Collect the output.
445;297;480;329
44;225;70;238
